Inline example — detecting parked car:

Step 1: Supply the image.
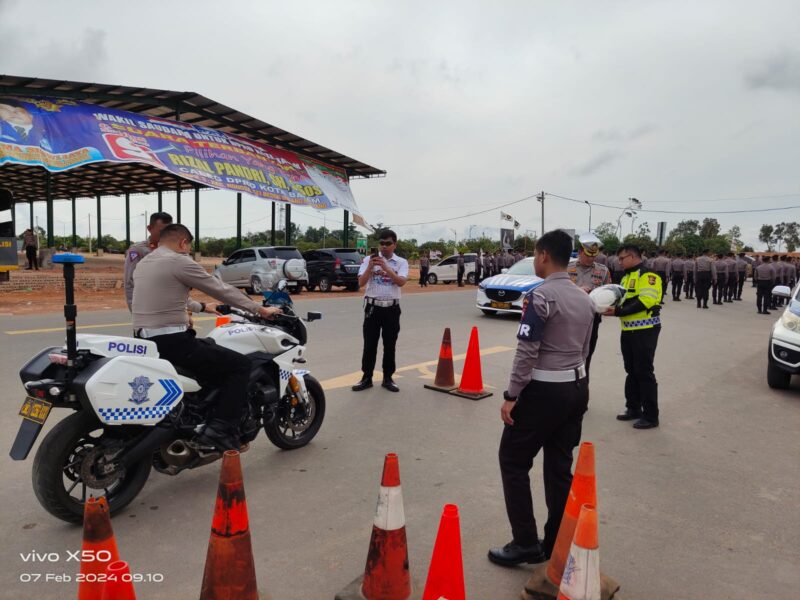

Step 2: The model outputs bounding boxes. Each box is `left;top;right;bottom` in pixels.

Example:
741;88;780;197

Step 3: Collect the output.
214;246;307;294
476;257;544;316
427;253;478;285
302;248;363;292
767;282;800;389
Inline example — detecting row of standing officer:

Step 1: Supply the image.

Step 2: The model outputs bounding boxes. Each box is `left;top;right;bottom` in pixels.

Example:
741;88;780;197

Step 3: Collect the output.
754;255;798;314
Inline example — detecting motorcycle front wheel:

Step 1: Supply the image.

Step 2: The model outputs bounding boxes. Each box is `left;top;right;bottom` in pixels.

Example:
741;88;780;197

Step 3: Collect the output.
32;411;152;524
264;375;326;450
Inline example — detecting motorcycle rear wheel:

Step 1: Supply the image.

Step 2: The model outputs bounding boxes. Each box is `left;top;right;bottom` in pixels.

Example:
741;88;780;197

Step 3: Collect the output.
32;411;152;524
264;375;326;450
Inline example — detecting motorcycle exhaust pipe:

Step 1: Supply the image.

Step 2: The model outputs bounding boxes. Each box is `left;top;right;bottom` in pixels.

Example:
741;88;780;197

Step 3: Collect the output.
120;425;175;470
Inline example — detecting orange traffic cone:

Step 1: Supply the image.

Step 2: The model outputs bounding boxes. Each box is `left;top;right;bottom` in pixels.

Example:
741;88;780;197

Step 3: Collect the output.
557;504;600;600
449;326;492;399
547;442;597;587
78;497;120;600
100;561;137;600
422;504;465;600
424;328;458;392
215;315;232;327
199;450;260;600
336;453;415;600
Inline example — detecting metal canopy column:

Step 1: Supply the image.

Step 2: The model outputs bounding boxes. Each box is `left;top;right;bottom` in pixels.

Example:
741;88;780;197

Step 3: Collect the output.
71;195;77;249
270;202;276;245
194;186;200;252
125;192;131;248
176;186;182;222
343;210;349;247
96;194;102;251
45;172;54;247
157;189;163;213
285;204;291;245
236;193;242;250
29;201;33;230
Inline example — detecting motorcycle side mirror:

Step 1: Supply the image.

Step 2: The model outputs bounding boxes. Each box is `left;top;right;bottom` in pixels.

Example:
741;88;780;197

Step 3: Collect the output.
306;312;323;322
216;304;231;315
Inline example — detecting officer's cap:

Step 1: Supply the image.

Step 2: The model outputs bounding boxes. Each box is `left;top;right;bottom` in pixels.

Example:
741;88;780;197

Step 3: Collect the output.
577;232;602;257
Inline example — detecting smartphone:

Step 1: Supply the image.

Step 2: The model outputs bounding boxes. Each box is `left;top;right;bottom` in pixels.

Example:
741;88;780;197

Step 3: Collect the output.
370;247;378;257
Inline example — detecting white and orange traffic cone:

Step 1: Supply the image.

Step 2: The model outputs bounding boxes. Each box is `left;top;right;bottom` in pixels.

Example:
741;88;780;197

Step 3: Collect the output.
557;504;600;600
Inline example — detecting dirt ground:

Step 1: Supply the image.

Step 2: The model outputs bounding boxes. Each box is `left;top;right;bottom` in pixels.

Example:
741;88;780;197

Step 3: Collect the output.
0;253;466;315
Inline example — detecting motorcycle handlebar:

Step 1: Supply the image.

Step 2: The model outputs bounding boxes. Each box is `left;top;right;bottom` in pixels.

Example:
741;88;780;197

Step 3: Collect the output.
216;304;299;325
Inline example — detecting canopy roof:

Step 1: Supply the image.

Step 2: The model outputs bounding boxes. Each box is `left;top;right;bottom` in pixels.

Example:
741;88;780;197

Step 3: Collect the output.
0;74;385;203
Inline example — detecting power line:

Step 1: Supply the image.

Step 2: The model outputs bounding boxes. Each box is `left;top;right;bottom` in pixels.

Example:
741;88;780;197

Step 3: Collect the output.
545;192;800;215
391;194;537;227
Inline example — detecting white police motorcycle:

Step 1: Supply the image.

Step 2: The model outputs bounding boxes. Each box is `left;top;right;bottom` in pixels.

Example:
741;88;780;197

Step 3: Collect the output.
10;255;325;523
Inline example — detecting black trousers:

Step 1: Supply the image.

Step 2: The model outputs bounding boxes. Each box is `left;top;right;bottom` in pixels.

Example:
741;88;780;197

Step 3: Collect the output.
713;275;727;303
737;273;746;298
671;274;683;300
149;330;252;424
585;314;601;373
757;282;773;312
420;266;429;287
457;266;465;286
474;265;482;285
655;272;666;302
620;327;660;422
499;378;589;555
361;303;401;379
726;276;737;301
25;245;38;269
684;272;694;298
695;273;711;307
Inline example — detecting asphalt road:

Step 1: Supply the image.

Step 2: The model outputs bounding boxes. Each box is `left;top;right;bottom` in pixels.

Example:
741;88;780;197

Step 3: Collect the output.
1;286;799;599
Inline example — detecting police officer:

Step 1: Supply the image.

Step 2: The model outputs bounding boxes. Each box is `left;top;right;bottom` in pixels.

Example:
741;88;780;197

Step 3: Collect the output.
712;253;727;305
605;244;662;429
608;252;624;284
474;251;482;284
652;250;670;305
755;255;776;314
456;251;465;287
124;211;173;311
695;249;713;308
488;230;594;566
724;253;738;302
352;229;409;393
567;232;610;372
683;254;695;300
735;252;748;300
419;251;430;287
670;253;684;302
22;227;39;270
483;251;493;279
132;224;281;450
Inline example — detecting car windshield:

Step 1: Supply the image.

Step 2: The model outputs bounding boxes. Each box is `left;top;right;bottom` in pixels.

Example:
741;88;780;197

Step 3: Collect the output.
506;259;535;276
273;248;303;260
332;249;363;264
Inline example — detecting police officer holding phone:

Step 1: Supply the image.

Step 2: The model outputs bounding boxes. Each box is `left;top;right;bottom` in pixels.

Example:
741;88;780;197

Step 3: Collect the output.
352;229;409;393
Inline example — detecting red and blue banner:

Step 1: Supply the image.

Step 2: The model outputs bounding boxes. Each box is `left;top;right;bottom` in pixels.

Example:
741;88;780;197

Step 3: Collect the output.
0;95;362;217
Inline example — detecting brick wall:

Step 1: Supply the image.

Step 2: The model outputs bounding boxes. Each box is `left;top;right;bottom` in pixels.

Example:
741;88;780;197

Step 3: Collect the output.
0;271;122;292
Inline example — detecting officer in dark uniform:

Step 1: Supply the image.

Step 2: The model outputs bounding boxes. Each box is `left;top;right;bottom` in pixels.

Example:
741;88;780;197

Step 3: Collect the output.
670;253;684;301
683;254;695;299
712;254;727;305
605;244;662;429
652;250;670;305
755;255;775;314
735;253;748;300
488;230;595;566
456;251;465;287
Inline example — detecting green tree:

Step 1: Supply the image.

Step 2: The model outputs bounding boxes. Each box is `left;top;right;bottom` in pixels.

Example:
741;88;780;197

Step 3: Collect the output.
726;226;743;252
594;221;621;254
759;224;776;250
669;220;700;238
700;218;721;239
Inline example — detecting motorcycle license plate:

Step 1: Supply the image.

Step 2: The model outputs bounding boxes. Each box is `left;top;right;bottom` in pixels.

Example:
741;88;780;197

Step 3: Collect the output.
490;301;512;309
10;397;52;461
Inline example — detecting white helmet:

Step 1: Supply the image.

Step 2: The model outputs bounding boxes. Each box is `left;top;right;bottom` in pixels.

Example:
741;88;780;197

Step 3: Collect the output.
588;284;626;313
577;232;602;257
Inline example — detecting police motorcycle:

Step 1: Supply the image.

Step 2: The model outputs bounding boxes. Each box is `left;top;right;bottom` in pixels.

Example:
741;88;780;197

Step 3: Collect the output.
10;254;325;524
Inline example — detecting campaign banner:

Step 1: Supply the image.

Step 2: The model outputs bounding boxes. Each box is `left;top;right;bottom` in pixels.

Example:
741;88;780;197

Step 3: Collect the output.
0;95;362;217
500;228;515;249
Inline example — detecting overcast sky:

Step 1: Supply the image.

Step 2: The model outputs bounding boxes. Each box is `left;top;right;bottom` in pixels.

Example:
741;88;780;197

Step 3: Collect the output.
2;0;799;249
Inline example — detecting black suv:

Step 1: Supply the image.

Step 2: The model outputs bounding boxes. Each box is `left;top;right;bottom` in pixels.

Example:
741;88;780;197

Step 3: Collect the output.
302;248;363;292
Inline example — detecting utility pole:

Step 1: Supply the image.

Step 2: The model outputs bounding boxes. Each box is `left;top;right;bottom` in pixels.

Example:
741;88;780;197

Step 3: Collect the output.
88;214;92;253
537;191;545;234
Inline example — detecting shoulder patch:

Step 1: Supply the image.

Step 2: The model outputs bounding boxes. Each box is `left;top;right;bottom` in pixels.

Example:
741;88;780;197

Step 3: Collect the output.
648;275;656;285
128;251;139;261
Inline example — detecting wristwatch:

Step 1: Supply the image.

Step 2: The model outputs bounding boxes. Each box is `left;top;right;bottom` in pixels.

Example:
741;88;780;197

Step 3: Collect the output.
503;390;516;402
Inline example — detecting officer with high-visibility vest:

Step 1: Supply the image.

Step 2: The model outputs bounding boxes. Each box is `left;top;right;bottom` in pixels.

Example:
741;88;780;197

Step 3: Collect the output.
602;243;662;429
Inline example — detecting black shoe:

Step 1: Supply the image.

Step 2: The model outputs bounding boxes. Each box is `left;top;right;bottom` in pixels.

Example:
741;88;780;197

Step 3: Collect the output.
381;378;400;392
487;541;547;567
351;378;373;392
633;418;659;429
763;311;771;315
703;305;709;309
197;420;241;451
735;298;742;301
616;409;642;421
757;310;763;314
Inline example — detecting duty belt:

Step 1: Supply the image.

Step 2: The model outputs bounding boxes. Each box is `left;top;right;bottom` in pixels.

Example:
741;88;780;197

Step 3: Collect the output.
365;297;399;308
134;325;189;338
531;364;587;383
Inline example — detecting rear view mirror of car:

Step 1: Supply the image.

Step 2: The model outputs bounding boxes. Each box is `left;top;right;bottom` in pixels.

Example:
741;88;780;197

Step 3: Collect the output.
772;285;791;299
307;312;323;322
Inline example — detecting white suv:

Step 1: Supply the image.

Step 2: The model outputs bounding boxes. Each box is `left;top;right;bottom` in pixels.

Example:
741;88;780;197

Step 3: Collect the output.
427;253;477;285
768;282;800;389
214;246;307;294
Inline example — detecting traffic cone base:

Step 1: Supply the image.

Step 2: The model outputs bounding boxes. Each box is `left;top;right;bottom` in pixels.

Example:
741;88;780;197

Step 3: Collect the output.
450;326;492;400
79;496;120;600
424;328;458;393
521;563;621;600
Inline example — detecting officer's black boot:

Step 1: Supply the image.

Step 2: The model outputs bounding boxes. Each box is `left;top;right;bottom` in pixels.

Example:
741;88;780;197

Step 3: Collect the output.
198;418;242;452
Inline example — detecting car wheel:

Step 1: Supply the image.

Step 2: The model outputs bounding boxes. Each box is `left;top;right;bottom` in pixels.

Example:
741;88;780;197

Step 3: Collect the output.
251;276;264;294
767;361;792;389
467;272;476;284
318;276;333;293
481;309;498;316
427;273;438;285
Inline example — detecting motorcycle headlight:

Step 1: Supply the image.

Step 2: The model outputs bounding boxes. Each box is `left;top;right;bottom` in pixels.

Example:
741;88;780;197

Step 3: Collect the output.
780;308;800;332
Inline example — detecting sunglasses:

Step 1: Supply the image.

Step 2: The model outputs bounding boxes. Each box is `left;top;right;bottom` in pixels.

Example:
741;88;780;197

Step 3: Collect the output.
618;254;631;261
378;240;394;246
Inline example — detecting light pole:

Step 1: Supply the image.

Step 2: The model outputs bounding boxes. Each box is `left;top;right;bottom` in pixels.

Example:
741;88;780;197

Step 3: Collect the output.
616;197;641;237
584;201;592;231
450;228;457;249
141;212;148;239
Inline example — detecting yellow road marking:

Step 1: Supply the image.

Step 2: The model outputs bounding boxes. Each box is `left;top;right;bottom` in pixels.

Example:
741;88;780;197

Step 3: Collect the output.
5;316;216;335
319;345;513;390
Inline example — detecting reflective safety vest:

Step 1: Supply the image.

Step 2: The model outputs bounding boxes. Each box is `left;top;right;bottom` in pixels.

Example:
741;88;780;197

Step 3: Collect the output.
619;268;662;331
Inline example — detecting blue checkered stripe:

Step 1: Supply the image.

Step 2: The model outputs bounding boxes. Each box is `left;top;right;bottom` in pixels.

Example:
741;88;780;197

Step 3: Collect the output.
98;406;172;422
623;317;661;328
279;368;290;380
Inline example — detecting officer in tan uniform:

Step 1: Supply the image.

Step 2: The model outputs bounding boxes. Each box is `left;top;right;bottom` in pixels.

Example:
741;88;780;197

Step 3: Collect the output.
695;249;713;308
724;253;738;302
652;250;671;305
712;253;727;305
567;232;610;372
124;211;173;311
755;255;776;314
488;230;595;567
132;224;280;450
670;253;684;302
683;254;695;300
